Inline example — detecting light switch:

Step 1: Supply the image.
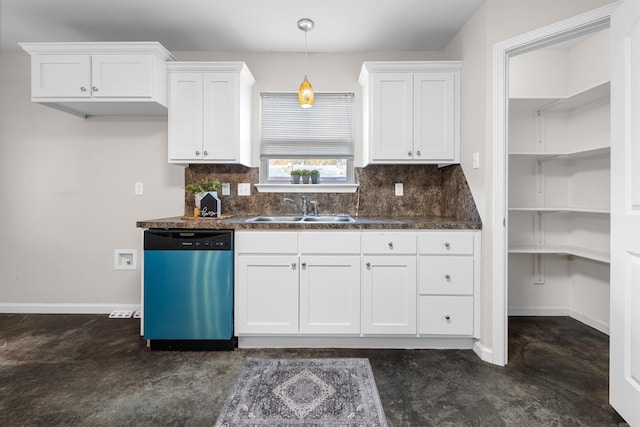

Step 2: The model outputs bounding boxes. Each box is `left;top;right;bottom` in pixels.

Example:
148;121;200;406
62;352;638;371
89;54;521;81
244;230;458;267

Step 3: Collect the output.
238;183;251;196
135;182;143;195
221;183;231;196
395;183;403;196
473;152;480;169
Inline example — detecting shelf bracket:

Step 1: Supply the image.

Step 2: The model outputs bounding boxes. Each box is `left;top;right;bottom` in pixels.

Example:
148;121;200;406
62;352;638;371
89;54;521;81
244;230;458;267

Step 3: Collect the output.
533;211;545;284
534;253;545;284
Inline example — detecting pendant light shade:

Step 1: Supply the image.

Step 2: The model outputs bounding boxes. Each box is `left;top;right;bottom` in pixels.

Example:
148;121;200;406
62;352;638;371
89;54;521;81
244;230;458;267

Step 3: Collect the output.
298;76;314;108
297;18;314;108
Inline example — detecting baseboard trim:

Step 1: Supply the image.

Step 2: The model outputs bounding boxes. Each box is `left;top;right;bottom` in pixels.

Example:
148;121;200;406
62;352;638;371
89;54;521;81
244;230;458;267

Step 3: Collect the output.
473;341;496;364
508;307;609;336
0;303;141;315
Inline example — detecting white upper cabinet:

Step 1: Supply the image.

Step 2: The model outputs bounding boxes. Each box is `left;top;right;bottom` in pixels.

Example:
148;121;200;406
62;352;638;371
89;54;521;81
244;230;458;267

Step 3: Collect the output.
167;62;254;166
19;42;175;118
359;61;461;165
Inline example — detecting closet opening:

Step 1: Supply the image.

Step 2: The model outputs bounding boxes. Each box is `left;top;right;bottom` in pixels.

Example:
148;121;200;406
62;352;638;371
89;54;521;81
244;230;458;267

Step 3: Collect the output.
506;28;611;360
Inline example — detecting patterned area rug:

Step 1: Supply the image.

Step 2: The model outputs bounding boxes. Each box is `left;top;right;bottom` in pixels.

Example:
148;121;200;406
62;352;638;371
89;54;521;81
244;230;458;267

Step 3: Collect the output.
215;358;388;426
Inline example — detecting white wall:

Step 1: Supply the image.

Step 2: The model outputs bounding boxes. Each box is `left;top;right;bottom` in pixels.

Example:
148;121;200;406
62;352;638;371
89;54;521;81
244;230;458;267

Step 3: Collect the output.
0;49;440;312
0;51;185;312
443;0;615;354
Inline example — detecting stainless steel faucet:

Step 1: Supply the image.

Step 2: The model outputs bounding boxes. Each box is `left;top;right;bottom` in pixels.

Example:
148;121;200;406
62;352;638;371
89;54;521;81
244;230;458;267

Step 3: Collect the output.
284;195;307;216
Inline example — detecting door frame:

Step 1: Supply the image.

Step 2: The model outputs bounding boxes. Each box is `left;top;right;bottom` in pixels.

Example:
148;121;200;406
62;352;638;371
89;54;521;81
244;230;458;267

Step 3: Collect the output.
491;3;619;366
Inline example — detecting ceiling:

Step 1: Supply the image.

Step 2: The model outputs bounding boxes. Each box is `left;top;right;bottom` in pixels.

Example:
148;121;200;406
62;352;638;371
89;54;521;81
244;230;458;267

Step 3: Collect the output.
0;0;485;53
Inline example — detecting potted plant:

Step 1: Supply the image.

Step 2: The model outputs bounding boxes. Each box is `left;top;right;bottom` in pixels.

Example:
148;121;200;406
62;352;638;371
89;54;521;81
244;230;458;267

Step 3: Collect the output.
310;169;320;184
291;169;303;184
300;169;312;184
186;177;221;216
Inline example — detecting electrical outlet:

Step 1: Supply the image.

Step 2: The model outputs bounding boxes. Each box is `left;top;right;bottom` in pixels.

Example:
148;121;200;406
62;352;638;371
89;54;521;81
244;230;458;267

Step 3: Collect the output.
395;183;403;196
238;183;251;196
114;249;137;270
221;183;231;196
135;182;144;195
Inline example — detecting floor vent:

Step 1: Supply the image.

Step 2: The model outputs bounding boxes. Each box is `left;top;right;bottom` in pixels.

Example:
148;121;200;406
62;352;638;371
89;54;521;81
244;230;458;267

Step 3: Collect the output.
109;310;134;319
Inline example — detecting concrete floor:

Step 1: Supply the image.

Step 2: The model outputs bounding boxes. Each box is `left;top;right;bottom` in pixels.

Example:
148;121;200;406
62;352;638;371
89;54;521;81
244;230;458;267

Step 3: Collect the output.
0;314;627;426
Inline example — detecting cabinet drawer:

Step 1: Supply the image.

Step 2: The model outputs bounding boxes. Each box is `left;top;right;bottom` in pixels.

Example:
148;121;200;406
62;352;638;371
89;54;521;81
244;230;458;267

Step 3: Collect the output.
362;233;416;254
418;296;473;336
418;256;474;295
236;231;298;254
418;232;474;255
300;232;360;254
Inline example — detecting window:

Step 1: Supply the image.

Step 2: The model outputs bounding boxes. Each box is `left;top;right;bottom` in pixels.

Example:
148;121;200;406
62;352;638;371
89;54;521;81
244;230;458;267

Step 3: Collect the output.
260;92;354;184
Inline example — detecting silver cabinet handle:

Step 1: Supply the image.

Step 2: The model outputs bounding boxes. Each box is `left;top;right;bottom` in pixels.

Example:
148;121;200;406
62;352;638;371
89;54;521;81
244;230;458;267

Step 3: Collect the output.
416;150;421;156
203;150;208;156
408;151;412;157
291;262;297;270
80;87;87;92
301;262;307;269
445;274;451;280
388;242;394;250
195;150;201;156
92;87;98;92
365;262;371;269
444;242;450;249
444;314;451;321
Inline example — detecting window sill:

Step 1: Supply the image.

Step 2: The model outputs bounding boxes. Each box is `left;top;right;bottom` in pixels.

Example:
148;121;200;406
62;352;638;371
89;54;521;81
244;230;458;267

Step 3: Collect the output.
255;183;359;193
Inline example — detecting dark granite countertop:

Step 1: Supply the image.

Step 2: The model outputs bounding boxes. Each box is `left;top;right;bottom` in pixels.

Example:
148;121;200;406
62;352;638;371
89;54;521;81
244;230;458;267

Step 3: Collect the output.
136;215;482;230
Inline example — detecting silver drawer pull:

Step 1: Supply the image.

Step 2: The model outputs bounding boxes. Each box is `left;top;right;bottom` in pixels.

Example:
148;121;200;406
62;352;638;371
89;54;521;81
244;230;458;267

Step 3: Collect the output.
195;150;201;156
444;314;451;321
80;86;87;92
444;242;450;249
388;242;394;250
416;150;421;156
408;151;412;157
291;262;297;270
203;150;208;156
366;262;371;269
301;262;307;269
445;274;451;280
92;86;98;92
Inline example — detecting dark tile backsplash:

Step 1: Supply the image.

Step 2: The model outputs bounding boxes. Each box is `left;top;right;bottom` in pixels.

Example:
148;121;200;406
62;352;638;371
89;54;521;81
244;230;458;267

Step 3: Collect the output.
185;163;480;223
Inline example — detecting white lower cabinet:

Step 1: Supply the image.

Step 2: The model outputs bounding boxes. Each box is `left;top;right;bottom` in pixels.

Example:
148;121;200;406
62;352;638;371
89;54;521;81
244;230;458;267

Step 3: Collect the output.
362;255;417;334
300;255;360;334
235;229;480;345
417;231;480;337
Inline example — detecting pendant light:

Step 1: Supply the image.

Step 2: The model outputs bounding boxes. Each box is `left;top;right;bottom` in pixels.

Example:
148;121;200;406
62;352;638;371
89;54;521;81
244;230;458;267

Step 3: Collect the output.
297;18;314;108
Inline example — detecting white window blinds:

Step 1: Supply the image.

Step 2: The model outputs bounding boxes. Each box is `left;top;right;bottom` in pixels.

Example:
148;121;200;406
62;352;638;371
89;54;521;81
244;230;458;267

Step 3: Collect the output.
260;92;354;158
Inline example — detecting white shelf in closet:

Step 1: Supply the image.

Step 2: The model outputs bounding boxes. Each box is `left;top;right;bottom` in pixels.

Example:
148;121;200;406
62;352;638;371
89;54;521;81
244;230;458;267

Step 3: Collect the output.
509;244;609;264
509;146;610;162
509;81;610;112
509;207;610;214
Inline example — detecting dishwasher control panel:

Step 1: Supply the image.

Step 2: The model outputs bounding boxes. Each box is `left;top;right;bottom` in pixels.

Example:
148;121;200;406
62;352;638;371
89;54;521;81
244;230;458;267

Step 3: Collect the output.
144;229;233;251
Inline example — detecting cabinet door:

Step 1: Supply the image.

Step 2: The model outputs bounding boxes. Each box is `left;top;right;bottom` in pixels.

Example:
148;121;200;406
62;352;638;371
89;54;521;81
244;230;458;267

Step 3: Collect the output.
31;54;91;98
414;72;457;162
370;73;414;162
236;255;299;334
91;55;153;98
362;255;417;334
168;72;204;161
299;255;360;334
202;72;239;162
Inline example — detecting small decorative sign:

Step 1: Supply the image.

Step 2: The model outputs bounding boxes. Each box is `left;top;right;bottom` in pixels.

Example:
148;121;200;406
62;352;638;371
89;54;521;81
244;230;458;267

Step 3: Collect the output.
200;192;221;218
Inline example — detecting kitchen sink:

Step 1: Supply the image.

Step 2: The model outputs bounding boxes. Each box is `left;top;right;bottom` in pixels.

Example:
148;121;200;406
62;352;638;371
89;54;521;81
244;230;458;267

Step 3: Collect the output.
246;214;356;224
246;215;304;223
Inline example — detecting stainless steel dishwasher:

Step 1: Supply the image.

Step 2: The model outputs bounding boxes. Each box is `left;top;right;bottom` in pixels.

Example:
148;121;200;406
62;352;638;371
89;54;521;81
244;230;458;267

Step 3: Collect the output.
143;229;235;350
